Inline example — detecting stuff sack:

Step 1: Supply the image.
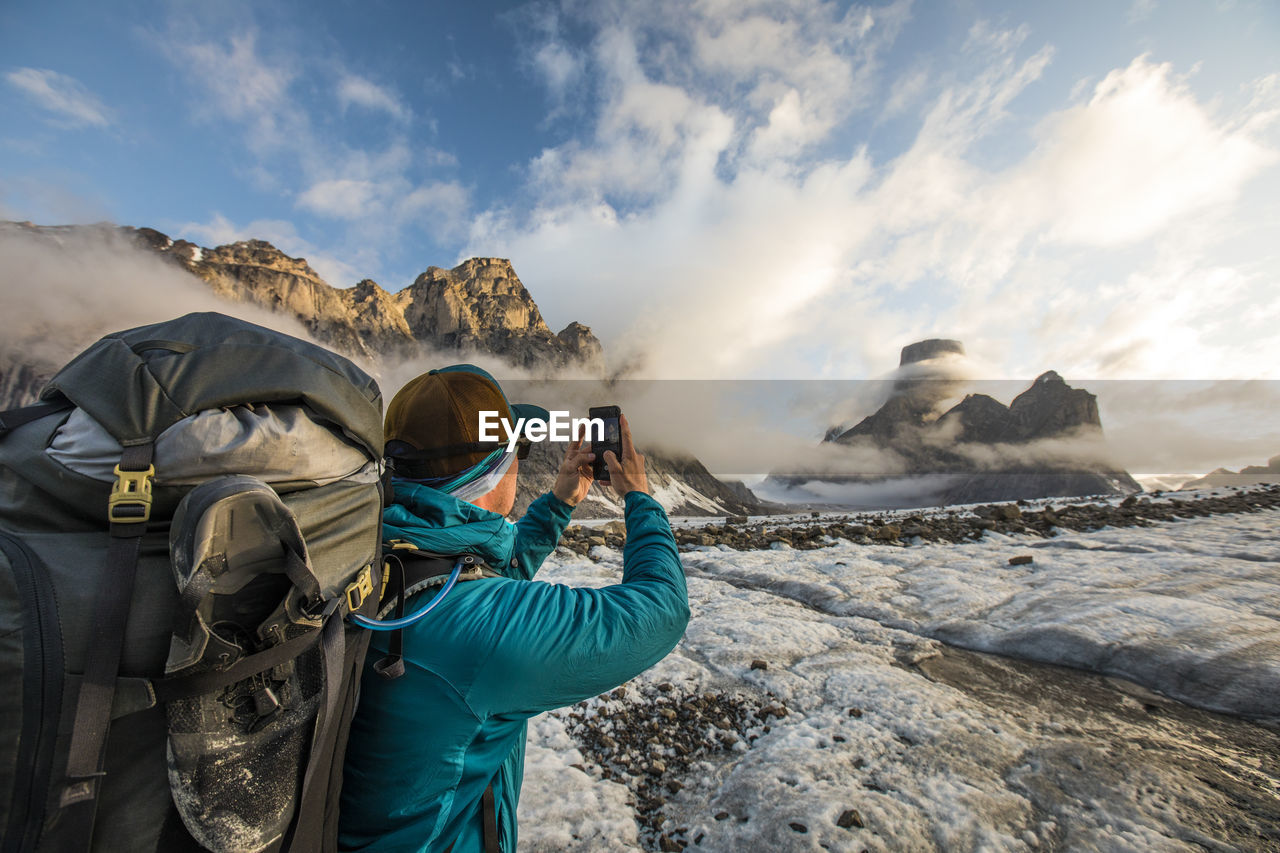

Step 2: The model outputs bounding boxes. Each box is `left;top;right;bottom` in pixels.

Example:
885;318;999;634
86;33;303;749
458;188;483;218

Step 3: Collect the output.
0;312;384;852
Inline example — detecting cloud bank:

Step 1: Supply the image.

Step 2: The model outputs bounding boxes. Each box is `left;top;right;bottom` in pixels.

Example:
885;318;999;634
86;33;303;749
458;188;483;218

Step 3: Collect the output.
465;2;1279;382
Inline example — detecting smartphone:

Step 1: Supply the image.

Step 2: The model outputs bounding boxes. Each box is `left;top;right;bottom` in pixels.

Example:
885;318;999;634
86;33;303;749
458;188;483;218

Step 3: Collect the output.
588;406;622;481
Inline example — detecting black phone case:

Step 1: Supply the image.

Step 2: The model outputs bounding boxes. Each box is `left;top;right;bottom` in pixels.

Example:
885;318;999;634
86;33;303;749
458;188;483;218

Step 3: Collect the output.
589;407;621;481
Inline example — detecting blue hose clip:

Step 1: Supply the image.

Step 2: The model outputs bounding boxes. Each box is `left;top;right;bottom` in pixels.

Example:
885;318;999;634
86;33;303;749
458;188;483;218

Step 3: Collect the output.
349;557;465;631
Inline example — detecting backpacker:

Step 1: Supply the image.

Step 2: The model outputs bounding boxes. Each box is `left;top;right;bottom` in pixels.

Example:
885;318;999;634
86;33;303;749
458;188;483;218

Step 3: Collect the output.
0;312;385;852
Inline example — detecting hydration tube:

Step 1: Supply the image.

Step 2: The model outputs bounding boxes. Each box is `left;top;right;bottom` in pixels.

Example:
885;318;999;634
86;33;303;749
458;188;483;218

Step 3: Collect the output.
349;557;464;631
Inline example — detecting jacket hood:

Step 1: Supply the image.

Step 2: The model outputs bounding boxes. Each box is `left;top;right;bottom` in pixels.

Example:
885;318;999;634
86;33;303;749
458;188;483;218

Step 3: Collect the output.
382;479;516;568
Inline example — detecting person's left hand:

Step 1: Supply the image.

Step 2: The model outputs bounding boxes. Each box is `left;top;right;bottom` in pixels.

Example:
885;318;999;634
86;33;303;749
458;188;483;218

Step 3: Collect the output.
552;437;595;507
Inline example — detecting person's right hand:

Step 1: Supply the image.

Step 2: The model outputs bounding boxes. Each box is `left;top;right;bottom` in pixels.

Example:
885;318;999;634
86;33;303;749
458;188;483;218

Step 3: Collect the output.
602;413;648;496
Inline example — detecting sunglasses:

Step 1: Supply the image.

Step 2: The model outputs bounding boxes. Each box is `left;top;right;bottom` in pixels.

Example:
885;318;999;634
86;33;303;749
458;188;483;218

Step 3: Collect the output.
514;437;532;460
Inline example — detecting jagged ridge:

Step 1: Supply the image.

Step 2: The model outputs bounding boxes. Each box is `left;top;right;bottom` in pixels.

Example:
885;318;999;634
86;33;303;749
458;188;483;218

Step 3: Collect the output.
130;226;604;370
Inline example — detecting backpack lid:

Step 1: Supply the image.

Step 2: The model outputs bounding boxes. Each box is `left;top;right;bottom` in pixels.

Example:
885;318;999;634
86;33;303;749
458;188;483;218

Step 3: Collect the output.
41;312;383;458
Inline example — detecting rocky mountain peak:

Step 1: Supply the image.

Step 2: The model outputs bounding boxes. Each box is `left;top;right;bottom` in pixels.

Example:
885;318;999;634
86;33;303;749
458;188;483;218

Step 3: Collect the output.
78;224;606;372
556;321;605;367
900;338;965;366
1010;370;1101;439
203;239;325;282
403;258;550;338
804;339;1138;506
352;278;385;297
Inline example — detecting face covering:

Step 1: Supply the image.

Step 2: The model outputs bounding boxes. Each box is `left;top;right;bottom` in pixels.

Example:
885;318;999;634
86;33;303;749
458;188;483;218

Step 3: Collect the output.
447;450;514;503
394;447;514;504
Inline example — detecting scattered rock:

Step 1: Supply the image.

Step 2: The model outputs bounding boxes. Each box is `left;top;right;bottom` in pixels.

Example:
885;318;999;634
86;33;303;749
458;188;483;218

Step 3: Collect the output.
790;822;808;833
554;683;791;847
837;808;865;829
1008;555;1034;566
655;485;1280;554
750;659;769;671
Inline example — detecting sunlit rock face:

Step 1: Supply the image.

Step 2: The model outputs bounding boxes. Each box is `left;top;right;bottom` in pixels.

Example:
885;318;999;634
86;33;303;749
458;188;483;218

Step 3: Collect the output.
129;228;606;372
399;259;604;372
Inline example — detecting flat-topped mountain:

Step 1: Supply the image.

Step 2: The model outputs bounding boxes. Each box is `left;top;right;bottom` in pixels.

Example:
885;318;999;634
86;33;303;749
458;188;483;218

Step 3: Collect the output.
770;340;1140;507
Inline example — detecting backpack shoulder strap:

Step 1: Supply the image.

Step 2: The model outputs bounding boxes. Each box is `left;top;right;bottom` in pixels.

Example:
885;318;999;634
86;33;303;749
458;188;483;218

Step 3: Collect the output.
363;545;496;681
0;398;72;439
58;441;154;847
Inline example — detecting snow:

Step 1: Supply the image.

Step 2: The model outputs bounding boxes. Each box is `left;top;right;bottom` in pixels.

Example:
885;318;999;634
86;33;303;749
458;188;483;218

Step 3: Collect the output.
650;477;728;515
190;245;203;263
519;506;1280;851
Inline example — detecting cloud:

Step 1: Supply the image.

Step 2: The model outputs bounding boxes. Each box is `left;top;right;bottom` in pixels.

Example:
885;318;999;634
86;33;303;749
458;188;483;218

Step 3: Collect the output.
1017;56;1275;246
0;223;323;404
337;74;410;120
1128;0;1157;23
154;28;302;160
295;174;470;241
469;3;1279;386
533;41;583;103
0;176;114;224
4;68;112;128
151;18;466;279
297;179;381;219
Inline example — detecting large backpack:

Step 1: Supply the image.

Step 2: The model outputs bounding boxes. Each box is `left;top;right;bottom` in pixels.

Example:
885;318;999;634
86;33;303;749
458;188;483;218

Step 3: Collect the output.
0;312;385;852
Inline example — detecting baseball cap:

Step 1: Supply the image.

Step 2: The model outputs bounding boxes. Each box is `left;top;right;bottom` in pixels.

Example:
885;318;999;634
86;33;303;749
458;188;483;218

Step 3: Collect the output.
384;364;550;479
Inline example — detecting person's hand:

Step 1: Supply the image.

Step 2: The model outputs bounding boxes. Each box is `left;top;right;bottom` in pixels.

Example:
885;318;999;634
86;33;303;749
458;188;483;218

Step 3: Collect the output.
602;413;648;497
552;437;596;507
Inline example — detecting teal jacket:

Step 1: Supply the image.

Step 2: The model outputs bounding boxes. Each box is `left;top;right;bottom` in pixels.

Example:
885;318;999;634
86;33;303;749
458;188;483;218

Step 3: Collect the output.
338;484;689;852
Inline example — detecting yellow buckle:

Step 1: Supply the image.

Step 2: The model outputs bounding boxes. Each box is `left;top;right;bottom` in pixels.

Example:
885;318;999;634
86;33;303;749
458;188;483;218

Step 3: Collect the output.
388;540;418;550
108;464;155;523
345;564;374;612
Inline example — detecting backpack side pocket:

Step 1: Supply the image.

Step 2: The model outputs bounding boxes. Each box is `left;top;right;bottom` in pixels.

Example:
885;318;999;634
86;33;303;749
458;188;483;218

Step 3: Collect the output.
0;533;66;853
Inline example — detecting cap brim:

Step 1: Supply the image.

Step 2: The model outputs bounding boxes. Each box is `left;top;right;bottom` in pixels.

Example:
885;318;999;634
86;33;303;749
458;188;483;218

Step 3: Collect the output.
511;402;551;423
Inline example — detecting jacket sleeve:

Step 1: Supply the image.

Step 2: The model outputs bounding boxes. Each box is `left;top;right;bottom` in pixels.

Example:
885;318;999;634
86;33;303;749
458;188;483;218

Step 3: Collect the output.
506;491;575;580
467;491;690;718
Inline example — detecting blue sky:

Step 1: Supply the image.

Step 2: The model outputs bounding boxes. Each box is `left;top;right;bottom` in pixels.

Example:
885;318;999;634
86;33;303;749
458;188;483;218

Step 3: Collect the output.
3;0;1278;382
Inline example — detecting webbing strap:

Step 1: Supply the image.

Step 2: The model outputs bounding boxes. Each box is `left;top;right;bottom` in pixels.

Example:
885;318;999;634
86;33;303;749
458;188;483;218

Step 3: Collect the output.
289;604;345;850
372;556;407;680
482;784;500;853
151;627;324;704
59;442;153;844
441;785;500;853
0;399;71;438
